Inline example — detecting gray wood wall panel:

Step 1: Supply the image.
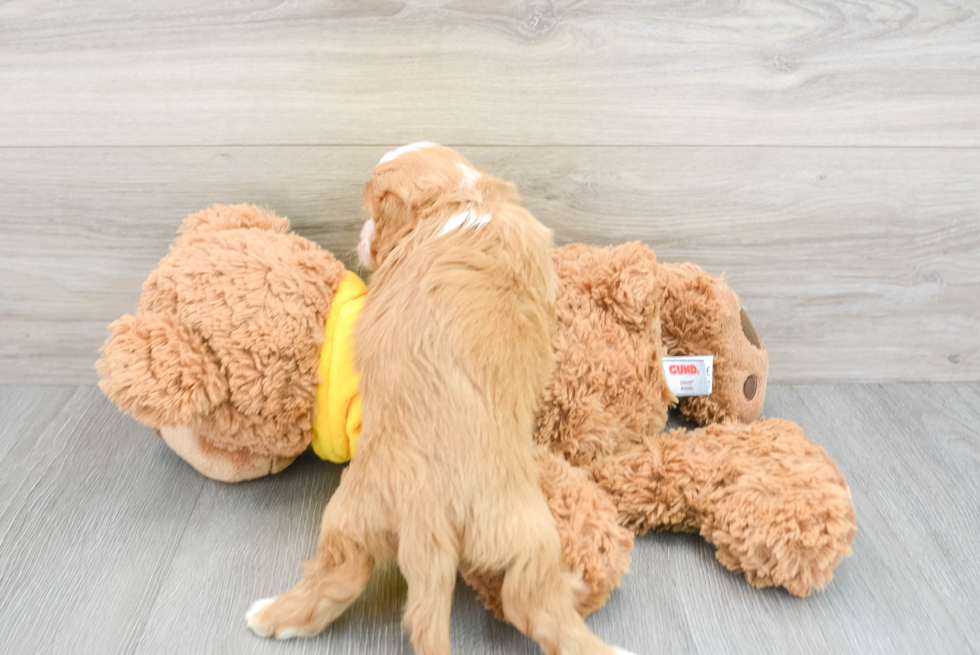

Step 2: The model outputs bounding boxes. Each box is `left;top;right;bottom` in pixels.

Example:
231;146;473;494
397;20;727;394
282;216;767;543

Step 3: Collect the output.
2;383;978;654
2;146;977;384
1;0;978;147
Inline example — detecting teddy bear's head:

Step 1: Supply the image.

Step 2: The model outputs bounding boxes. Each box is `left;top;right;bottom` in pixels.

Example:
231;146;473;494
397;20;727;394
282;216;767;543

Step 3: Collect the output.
97;205;346;482
658;262;769;425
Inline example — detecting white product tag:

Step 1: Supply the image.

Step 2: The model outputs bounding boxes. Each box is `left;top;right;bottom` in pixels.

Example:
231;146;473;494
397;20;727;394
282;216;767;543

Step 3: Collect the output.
662;356;713;397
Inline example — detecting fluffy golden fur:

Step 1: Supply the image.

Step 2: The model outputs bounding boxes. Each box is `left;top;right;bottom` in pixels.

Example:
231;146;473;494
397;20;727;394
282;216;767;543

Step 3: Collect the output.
463;446;635;620
246;145;622;655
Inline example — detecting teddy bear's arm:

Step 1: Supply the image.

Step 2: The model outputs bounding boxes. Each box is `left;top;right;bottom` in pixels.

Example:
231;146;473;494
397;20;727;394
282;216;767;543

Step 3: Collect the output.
589;418;856;597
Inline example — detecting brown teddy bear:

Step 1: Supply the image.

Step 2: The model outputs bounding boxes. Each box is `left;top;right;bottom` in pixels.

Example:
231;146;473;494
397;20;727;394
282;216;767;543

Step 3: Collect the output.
98;204;856;619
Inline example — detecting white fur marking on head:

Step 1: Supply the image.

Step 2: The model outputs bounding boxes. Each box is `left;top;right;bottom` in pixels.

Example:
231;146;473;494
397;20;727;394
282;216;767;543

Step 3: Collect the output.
379;141;437;164
456;162;481;188
439;209;471;235
439;208;492;236
465;212;492;229
357;218;376;269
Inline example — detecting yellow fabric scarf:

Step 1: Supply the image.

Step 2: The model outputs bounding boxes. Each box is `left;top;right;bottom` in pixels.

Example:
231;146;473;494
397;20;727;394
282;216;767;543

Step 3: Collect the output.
310;271;366;463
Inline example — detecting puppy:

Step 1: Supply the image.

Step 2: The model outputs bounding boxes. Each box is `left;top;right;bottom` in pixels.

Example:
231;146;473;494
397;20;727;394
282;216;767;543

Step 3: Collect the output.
247;143;630;655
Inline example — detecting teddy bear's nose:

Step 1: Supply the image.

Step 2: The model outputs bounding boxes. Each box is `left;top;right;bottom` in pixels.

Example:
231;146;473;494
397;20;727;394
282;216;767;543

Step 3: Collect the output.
743;375;758;400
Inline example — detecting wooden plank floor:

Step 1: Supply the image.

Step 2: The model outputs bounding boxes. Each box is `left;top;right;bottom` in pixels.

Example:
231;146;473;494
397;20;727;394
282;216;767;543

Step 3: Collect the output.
1;383;978;654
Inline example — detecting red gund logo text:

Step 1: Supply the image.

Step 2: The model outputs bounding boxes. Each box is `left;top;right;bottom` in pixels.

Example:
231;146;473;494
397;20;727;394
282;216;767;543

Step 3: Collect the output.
668;364;699;375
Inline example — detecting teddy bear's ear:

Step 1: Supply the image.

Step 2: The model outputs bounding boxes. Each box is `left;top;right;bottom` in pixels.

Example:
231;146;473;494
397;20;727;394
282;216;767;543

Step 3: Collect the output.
589;243;659;330
97;313;229;428
177;204;290;240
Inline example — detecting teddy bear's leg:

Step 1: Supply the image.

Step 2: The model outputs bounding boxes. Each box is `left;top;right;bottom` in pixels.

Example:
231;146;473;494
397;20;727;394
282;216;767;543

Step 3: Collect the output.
156;426;297;483
590;419;856;597
658;262;769;425
463;448;634;618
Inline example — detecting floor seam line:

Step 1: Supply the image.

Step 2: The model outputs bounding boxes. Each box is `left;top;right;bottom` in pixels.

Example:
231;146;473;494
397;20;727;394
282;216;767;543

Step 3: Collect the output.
125;478;208;655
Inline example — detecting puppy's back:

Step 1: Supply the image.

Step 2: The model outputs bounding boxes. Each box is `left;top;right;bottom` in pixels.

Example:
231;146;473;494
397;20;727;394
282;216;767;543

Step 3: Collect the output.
354;194;556;464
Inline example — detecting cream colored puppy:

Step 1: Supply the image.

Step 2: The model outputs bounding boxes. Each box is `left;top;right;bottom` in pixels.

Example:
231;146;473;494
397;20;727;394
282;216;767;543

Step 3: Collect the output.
247;143;634;655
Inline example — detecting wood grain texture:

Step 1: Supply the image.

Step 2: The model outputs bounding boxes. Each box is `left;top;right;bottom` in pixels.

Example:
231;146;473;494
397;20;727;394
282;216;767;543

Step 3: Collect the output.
618;382;980;655
1;146;977;384
1;383;978;654
0;385;73;464
128;382;980;654
0;386;206;655
1;0;978;147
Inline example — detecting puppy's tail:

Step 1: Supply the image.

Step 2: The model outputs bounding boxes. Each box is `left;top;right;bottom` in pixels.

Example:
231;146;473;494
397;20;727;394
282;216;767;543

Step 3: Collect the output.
97;313;228;427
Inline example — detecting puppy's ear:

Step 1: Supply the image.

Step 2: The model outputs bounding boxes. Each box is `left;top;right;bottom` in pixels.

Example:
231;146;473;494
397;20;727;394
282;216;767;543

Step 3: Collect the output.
364;171;416;266
374;191;415;264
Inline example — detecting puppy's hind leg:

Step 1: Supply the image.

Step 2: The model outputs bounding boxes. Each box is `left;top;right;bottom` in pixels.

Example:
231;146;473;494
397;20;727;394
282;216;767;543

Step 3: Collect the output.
498;498;620;655
399;522;459;655
247;495;375;639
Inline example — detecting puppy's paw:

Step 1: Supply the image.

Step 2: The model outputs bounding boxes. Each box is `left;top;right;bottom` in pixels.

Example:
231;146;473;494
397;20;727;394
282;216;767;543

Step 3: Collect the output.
246;597;276;637
613;648;638;655
246;597;297;640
